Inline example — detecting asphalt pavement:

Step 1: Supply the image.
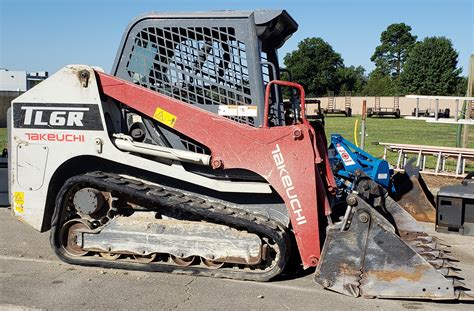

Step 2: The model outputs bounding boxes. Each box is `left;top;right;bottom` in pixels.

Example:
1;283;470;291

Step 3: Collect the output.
1;208;473;310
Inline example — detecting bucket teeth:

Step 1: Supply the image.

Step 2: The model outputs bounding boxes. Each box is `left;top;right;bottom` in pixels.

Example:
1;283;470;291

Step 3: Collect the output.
400;235;451;251
437;268;461;277
405;235;447;246
385;196;470;294
428;259;458;269
413;242;449;251
456;290;474;301
448;278;466;288
419;250;457;261
402;245;459;273
411;244;435;253
403;234;430;242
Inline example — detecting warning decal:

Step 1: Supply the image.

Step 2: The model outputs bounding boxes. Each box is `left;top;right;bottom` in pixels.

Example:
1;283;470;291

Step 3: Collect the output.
218;105;258;117
14;192;25;214
335;145;356;166
153;107;177;128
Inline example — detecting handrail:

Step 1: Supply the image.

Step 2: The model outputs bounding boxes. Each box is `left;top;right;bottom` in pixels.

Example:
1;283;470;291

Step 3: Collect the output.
263;80;306;128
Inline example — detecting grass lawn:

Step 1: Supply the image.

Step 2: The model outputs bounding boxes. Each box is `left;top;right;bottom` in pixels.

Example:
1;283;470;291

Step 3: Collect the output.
0;128;6;150
1;117;472;170
323;116;474;171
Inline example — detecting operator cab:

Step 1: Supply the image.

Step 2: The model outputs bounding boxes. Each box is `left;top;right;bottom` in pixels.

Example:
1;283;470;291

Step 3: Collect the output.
112;10;299;152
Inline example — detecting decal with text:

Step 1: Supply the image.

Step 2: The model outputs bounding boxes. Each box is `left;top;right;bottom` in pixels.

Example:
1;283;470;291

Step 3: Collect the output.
13;103;103;130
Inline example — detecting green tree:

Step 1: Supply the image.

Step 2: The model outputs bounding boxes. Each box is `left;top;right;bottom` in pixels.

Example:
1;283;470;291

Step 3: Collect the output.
283;37;344;97
338;65;367;95
455;76;468;96
362;71;396;96
400;37;462;95
371;23;417;77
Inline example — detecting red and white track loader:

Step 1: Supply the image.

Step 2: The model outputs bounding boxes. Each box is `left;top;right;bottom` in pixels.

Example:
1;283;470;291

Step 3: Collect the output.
8;10;473;300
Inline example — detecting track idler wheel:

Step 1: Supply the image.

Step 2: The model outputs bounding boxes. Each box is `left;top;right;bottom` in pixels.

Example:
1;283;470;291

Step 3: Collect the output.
60;219;92;257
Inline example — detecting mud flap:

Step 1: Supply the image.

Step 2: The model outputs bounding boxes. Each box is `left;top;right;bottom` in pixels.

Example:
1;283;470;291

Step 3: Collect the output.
392;161;436;223
314;195;464;300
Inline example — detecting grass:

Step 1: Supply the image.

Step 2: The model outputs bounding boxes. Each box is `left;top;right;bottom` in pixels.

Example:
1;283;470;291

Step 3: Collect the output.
0;128;6;150
323;116;474;171
1;118;472;171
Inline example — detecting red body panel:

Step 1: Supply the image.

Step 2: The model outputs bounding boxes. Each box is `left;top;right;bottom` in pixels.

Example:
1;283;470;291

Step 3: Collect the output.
96;71;335;267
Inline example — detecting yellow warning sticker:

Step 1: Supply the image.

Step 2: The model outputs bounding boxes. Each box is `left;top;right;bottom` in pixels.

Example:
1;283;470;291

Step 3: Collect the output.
153;107;177;128
14;192;25;214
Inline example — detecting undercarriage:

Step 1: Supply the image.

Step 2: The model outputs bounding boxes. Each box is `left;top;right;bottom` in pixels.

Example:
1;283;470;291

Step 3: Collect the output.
52;172;289;281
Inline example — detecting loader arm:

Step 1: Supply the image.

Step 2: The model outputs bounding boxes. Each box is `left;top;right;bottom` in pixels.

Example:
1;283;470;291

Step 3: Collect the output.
96;70;334;267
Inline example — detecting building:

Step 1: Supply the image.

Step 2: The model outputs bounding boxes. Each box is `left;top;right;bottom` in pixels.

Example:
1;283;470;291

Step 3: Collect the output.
0;69;48;127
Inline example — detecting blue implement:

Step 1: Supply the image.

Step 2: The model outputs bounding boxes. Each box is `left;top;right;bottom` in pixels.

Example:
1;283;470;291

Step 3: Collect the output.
328;134;394;191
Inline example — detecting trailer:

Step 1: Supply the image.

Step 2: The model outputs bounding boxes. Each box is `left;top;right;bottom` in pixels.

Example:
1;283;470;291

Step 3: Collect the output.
323;91;352;117
367;96;401;118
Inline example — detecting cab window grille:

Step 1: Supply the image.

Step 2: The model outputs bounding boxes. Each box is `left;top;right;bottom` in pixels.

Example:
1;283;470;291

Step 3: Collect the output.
126;26;254;126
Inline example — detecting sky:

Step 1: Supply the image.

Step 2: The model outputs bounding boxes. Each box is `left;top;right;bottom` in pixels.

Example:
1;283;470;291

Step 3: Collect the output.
0;0;472;76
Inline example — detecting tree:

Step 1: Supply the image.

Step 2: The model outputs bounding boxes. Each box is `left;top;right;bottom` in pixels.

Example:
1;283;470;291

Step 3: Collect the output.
283;37;344;97
400;37;462;95
371;23;417;77
337;65;367;95
455;76;468;96
363;71;396;96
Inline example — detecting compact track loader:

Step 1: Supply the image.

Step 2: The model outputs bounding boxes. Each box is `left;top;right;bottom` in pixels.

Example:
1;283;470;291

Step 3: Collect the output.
8;10;473;300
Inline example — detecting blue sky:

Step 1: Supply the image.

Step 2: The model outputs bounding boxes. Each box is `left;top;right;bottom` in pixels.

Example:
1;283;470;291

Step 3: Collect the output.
0;0;472;75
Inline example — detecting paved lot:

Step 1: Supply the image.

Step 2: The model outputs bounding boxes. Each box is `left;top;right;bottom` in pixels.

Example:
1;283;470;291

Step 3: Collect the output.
1;208;473;310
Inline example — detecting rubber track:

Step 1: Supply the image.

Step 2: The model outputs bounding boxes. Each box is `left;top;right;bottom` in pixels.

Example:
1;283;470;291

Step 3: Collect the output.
50;171;290;282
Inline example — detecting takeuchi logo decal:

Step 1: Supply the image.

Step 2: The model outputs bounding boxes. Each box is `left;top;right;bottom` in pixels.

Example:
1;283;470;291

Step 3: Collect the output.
25;133;85;142
13;103;103;131
272;144;307;225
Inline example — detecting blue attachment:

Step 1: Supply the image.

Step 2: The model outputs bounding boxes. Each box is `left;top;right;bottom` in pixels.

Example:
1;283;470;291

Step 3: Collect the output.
328;134;394;191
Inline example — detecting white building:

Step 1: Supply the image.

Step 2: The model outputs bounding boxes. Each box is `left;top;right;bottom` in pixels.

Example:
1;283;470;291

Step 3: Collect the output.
0;69;48;92
0;69;49;127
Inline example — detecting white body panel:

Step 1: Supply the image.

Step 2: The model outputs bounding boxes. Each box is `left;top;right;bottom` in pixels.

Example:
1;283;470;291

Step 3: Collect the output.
9;65;271;231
